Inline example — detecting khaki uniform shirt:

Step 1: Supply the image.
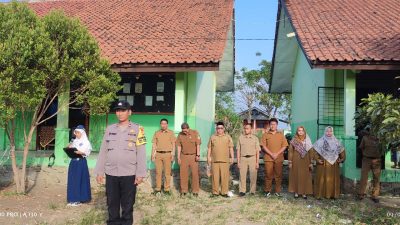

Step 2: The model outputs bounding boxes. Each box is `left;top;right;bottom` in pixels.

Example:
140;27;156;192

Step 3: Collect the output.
237;134;261;157
152;129;176;152
176;129;201;154
94;121;147;177
359;135;381;158
208;133;233;163
260;131;288;161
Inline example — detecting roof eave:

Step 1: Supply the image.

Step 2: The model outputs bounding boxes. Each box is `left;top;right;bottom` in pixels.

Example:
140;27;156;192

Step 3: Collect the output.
111;62;220;73
312;62;400;70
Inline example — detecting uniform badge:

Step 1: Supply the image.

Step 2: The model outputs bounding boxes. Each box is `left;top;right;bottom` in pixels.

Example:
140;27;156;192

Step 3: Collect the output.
128;142;133;147
136;126;147;146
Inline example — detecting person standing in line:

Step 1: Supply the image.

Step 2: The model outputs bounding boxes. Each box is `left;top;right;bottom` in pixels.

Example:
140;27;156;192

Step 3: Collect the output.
288;126;313;199
207;121;234;197
176;122;201;197
151;118;176;195
358;127;382;203
260;118;288;197
237;123;260;196
313;126;345;200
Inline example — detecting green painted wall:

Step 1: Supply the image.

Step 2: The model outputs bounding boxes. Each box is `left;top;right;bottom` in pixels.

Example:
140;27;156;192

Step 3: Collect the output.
193;71;217;158
0;128;5;150
290;50;325;142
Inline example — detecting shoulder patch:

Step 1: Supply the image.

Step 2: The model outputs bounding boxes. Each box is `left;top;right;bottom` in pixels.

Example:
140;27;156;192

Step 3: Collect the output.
136;126;147;146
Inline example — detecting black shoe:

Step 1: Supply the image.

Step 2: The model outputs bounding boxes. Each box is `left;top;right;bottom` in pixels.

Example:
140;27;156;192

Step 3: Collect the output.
249;193;255;196
264;192;271;197
274;193;282;197
210;194;219;198
164;191;171;195
239;192;246;197
294;193;299;198
221;194;229;198
302;195;307;199
371;197;380;203
180;193;187;197
192;193;198;197
357;195;365;201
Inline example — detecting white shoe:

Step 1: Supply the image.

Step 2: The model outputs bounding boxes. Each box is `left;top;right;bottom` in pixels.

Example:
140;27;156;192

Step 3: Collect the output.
67;202;81;207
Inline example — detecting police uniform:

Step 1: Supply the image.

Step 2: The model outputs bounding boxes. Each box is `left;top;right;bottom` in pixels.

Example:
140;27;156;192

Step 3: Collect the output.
94;102;147;225
208;133;233;195
152;129;176;192
176;129;201;194
359;135;381;199
237;134;260;194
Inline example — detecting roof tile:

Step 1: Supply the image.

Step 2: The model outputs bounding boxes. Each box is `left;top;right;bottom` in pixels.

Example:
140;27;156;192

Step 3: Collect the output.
29;0;233;65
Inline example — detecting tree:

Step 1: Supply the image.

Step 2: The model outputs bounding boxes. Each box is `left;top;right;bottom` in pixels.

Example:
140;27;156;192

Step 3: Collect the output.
356;93;400;150
0;3;121;193
235;60;291;122
235;68;259;123
257;60;291;120
215;92;242;139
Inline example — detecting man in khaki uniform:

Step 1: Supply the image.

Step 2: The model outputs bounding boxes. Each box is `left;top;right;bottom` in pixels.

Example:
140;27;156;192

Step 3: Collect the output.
260;118;288;197
358;128;382;203
176;122;201;196
207;121;234;197
151;118;176;195
237;124;260;196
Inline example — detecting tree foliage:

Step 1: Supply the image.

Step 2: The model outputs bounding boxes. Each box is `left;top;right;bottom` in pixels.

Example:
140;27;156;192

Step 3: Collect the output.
215;92;242;140
355;93;400;149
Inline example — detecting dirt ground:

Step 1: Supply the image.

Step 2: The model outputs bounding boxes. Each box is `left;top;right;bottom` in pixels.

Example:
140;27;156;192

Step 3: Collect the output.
0;165;399;225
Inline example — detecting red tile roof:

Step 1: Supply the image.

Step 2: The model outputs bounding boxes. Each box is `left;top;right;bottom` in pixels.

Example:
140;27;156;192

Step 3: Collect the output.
30;0;233;66
282;0;400;68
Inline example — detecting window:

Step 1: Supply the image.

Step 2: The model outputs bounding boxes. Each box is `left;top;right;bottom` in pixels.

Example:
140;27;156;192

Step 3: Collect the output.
112;73;175;113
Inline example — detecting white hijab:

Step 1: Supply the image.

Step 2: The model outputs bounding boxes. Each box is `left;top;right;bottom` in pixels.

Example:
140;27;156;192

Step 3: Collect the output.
71;128;92;157
313;126;344;165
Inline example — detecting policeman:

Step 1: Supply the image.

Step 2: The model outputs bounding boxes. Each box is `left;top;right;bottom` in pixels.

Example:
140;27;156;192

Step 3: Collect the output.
151;118;176;195
94;100;147;225
207;121;234;197
176;122;201;197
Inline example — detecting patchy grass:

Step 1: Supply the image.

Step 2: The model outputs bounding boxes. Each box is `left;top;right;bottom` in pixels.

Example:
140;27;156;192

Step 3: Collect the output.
134;191;400;225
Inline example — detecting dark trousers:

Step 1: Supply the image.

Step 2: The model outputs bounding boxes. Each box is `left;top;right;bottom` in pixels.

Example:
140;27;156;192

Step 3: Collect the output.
105;174;137;225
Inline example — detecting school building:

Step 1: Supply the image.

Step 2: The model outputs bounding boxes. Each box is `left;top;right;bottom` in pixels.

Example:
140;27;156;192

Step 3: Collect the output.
0;0;235;169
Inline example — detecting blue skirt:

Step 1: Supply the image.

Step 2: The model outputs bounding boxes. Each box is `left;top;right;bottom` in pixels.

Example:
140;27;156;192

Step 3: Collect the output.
67;158;92;203
392;151;397;162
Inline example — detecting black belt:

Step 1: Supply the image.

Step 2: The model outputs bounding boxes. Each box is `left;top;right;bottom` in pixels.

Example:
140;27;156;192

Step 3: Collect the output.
157;151;171;153
182;153;196;155
242;155;255;158
363;156;380;160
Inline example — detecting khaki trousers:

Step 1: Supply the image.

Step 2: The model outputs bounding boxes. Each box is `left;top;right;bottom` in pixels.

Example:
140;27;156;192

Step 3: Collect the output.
359;157;381;198
239;156;258;193
264;158;283;193
155;152;172;191
180;154;199;193
211;162;230;195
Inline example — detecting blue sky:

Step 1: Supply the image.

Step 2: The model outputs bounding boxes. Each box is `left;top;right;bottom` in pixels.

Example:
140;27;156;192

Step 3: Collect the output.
235;0;278;70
